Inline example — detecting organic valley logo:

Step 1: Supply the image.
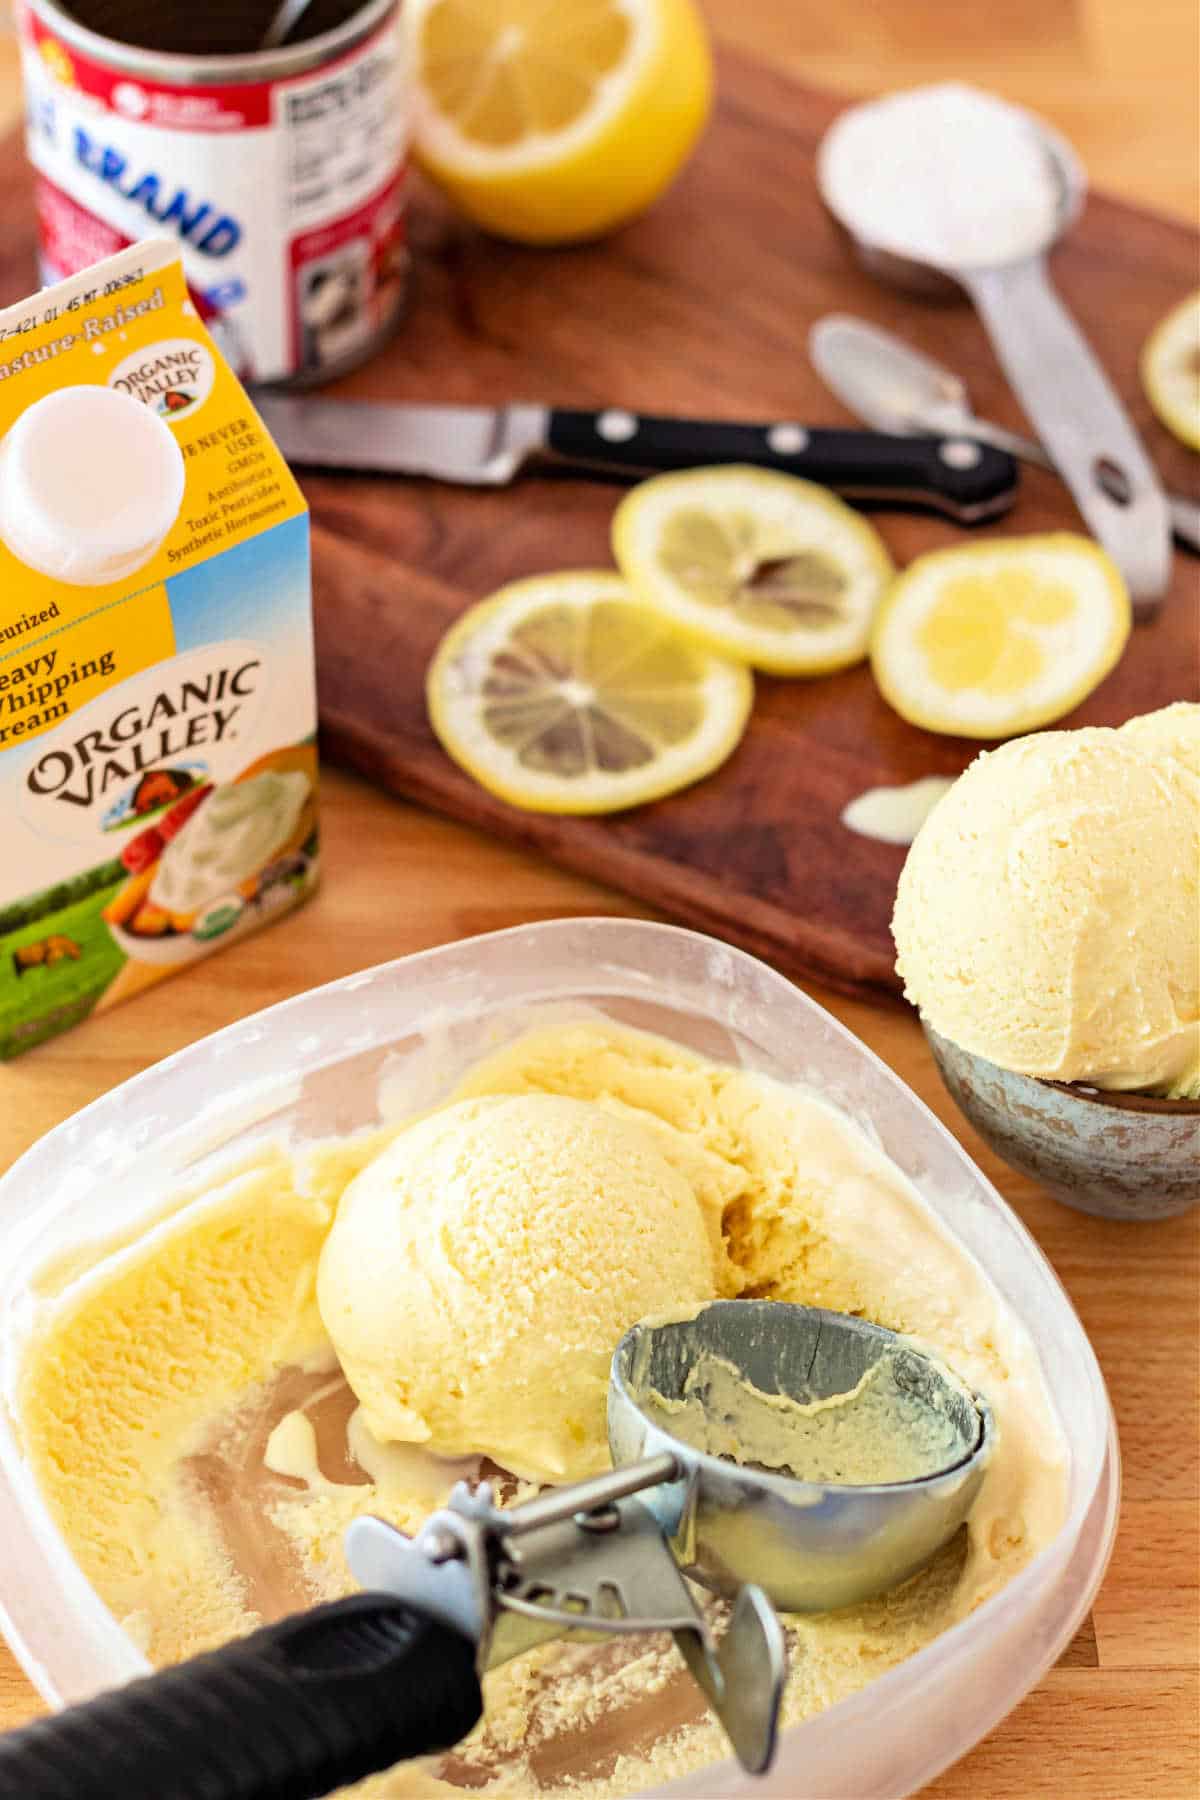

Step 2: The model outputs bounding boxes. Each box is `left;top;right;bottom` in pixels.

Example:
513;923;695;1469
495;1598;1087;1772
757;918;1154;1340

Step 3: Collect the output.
26;658;260;811
109;337;216;420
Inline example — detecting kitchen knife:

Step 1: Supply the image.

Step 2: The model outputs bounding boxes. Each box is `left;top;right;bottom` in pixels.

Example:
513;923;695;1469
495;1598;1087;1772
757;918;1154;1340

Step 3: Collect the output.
252;394;1018;523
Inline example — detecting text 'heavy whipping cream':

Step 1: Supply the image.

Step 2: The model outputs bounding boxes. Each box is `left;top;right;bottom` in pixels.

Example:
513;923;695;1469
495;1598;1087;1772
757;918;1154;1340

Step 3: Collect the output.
0;239;319;1059
18;0;410;386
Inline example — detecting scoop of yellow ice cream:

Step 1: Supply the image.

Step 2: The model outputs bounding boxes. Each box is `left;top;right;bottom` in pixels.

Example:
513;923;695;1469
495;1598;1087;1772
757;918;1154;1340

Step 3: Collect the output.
1119;699;1200;779
1119;706;1200;1094
892;725;1200;1089
316;1093;719;1482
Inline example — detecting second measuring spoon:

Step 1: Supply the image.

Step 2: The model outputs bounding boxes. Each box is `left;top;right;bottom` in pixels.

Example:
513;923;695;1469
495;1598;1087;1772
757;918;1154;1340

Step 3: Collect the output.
817;87;1172;613
808;313;1200;554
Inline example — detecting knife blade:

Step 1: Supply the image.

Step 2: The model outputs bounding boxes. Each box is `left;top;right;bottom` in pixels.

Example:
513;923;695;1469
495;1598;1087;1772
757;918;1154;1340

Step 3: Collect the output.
252;393;1018;523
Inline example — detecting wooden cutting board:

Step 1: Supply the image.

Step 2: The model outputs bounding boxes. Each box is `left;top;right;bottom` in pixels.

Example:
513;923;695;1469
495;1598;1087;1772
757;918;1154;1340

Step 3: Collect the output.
1;55;1196;1000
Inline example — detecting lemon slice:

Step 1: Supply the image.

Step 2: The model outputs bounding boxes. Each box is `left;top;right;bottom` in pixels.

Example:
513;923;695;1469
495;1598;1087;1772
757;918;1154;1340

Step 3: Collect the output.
870;533;1132;739
427;572;753;813
405;0;712;244
1141;291;1200;451
611;466;895;674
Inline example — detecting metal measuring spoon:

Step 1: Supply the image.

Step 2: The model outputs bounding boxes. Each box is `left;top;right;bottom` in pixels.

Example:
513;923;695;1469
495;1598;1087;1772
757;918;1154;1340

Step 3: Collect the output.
817;99;1172;612
810;313;1200;555
0;1303;992;1795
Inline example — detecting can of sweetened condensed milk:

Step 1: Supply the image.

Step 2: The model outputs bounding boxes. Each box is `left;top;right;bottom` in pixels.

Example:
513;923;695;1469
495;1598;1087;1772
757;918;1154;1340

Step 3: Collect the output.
18;0;409;385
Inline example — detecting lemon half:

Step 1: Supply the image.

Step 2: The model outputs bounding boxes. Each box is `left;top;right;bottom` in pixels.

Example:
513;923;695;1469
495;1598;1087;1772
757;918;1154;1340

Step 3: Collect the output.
612;465;896;674
427;572;753;813
405;0;712;244
1141;291;1200;451
870;533;1132;739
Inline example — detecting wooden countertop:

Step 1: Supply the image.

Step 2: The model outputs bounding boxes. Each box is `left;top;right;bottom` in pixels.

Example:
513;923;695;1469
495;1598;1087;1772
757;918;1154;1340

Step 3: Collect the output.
0;6;1196;1796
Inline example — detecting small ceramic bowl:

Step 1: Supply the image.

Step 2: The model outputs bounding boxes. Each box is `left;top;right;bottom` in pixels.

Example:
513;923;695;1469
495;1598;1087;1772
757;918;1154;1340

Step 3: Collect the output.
923;1026;1200;1221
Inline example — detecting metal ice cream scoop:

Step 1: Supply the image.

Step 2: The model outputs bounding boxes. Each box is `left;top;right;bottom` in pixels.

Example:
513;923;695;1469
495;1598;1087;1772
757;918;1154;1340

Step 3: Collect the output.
607;1301;992;1614
0;1303;992;1800
816;99;1172;611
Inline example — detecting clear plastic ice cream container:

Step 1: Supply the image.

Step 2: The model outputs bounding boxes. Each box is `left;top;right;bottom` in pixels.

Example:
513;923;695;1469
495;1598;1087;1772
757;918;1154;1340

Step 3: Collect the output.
0;919;1119;1799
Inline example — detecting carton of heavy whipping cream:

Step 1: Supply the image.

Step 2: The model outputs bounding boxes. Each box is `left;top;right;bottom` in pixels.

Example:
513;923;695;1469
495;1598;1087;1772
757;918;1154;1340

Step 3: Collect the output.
0;239;318;1059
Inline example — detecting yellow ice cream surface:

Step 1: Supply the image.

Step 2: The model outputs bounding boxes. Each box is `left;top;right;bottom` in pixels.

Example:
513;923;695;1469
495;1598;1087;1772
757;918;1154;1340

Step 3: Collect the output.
14;1149;331;1655
636;1348;972;1486
1119;699;1200;780
317;1093;724;1481
12;1020;1069;1797
1123;705;1200;1093
893;721;1200;1090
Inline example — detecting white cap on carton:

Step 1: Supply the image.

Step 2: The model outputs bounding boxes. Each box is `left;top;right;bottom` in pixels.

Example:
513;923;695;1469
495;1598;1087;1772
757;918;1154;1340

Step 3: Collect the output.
0;385;186;586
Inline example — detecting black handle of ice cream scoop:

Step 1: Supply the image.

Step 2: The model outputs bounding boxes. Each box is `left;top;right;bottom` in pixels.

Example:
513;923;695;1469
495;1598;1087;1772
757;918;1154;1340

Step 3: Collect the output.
0;1593;482;1800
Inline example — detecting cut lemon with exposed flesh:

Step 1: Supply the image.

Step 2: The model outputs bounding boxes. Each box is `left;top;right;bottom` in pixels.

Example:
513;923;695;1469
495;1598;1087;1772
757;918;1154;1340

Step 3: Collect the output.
870;534;1132;739
427;572;753;813
1141;291;1200;451
612;466;895;674
405;0;712;245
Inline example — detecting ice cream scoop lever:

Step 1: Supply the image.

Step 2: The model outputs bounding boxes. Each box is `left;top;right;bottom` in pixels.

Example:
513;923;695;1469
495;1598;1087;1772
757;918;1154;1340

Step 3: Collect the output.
0;1303;992;1800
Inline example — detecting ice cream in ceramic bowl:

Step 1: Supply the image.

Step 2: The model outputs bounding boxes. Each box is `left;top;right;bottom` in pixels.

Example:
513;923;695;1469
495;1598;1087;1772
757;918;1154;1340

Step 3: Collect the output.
893;703;1200;1220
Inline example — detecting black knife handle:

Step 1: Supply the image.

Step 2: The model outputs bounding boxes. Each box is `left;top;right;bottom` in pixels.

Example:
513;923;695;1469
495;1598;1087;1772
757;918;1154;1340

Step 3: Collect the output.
0;1594;482;1800
544;409;1017;521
